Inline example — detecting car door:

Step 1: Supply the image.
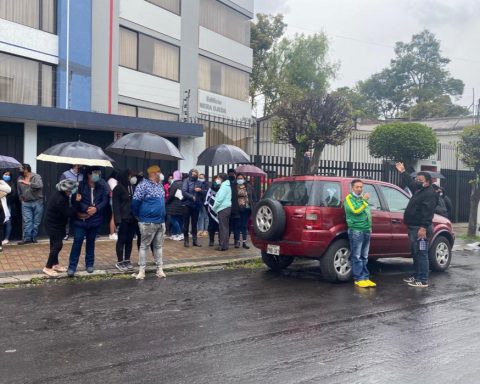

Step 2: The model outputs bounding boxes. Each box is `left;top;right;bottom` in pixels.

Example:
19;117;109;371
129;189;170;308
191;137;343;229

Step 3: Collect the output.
379;185;411;255
363;183;392;256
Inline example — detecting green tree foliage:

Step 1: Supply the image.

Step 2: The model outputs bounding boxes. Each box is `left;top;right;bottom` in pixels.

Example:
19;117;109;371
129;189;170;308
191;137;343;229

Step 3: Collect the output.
335;86;377;119
459;125;480;236
359;30;465;119
250;14;286;108
273;92;353;175
368;122;437;166
404;96;470;119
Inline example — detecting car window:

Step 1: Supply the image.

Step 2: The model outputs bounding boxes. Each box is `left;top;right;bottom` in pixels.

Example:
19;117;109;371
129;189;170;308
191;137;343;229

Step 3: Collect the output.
380;186;410;212
263;180;341;207
362;184;382;210
320;182;341;207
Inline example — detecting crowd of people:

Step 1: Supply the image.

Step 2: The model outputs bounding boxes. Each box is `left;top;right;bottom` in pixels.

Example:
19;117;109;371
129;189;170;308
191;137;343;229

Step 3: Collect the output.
0;164;258;279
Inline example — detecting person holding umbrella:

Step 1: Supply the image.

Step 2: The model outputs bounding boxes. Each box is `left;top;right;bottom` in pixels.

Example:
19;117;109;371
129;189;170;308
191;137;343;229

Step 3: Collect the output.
212;173;232;251
0;176;11;252
181;169;206;247
43;179;78;277
166;170;184;241
67;167;109;277
1;171;15;246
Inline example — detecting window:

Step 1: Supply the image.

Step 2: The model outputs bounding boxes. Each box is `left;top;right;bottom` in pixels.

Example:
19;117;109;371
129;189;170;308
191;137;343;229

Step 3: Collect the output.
146;0;180;15
0;0;56;33
200;0;250;45
380;186;410;213
119;27;180;82
263;181;341;207
198;56;249;101
362;184;382;211
0;52;55;107
118;103;179;121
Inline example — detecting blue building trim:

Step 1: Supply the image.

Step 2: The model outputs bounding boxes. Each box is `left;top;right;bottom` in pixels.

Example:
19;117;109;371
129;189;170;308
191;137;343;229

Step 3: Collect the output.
57;0;92;111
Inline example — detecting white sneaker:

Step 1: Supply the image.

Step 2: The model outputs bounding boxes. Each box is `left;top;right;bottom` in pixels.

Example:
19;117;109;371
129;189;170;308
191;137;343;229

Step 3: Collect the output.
156;267;166;278
178;234;184;240
133;269;145;280
1;240;8;245
109;233;118;241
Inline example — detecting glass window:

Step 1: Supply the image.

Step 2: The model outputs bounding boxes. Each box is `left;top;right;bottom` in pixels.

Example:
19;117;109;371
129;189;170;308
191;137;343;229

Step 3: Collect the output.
138;34;179;81
263;181;341;207
118;103;179;121
380;186;410;213
362;184;382;211
146;0;180;15
200;0;250;45
198;56;249;101
118;103;137;117
119;28;138;70
0;0;56;33
0;52;54;107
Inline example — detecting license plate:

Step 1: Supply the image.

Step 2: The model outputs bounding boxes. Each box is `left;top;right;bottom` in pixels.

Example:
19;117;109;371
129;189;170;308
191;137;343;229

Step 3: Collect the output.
267;244;280;255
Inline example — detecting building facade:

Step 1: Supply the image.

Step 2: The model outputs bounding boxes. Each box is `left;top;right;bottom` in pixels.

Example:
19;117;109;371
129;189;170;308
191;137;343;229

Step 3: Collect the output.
0;0;254;173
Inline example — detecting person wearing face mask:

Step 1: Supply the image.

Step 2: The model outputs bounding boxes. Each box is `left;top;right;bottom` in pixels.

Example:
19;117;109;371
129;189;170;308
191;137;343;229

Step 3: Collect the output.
107;171;119;241
60;165;83;241
396;162;438;288
112;169;138;272
17;163;44;245
1;171;16;246
212;173;232;251
234;173;257;249
344;179;375;288
227;168;240;245
196;173;209;237
0;174;12;253
67;167;109;277
42;179;78;277
166;171;184;241
205;175;221;247
181;169;207;247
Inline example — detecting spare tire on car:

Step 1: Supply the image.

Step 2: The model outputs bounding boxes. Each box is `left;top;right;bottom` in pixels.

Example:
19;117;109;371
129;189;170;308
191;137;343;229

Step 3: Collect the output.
253;198;286;241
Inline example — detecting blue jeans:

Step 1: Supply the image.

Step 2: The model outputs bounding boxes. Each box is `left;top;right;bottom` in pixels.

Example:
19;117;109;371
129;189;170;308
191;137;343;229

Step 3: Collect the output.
234;208;251;242
68;225;100;272
21;200;44;241
3;205;12;241
170;215;183;236
197;205;209;231
407;226;431;283
348;229;371;281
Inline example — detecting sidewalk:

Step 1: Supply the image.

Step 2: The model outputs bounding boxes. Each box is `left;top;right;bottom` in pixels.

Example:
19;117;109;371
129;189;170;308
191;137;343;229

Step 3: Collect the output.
0;235;259;281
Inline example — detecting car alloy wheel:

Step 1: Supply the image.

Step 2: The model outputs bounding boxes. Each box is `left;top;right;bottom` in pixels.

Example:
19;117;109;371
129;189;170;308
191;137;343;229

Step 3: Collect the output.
435;241;450;266
256;205;273;233
333;247;351;277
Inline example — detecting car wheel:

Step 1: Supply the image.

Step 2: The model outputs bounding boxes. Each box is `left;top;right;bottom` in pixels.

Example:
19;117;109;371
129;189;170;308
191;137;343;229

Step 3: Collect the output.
253;199;286;241
429;235;452;272
261;251;294;271
320;239;352;283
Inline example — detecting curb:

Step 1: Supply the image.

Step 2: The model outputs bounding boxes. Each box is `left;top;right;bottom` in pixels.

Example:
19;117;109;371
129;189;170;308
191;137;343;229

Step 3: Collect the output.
0;256;261;286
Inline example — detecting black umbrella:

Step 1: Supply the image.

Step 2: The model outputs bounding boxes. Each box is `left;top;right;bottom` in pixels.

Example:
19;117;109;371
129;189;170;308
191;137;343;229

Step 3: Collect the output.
106;132;184;161
410;171;445;179
197;144;250;166
0;155;22;169
37;140;114;167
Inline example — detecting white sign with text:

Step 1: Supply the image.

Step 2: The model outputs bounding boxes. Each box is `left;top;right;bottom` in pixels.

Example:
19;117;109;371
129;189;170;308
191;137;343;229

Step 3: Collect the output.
198;90;251;120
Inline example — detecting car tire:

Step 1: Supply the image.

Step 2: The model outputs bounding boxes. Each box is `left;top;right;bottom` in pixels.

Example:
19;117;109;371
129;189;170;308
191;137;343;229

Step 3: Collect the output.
261;251;294;271
429;235;452;272
253;198;286;241
320;239;352;283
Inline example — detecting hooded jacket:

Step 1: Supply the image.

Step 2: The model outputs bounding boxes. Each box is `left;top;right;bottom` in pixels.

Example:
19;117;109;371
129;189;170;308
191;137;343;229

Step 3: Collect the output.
112;170;136;225
182;170;207;208
213;180;232;213
401;172;438;228
44;191;76;237
72;179;109;229
131;178;166;224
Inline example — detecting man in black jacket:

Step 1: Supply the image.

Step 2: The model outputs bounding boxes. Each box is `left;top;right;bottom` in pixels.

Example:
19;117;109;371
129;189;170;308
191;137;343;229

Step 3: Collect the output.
396;163;438;288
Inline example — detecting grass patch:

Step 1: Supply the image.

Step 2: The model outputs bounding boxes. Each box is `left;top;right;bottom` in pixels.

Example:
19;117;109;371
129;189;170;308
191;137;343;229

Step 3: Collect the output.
457;234;480;241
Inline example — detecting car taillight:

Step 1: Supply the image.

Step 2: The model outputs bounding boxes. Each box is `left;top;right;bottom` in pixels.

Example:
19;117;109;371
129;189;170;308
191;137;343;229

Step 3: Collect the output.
305;208;321;230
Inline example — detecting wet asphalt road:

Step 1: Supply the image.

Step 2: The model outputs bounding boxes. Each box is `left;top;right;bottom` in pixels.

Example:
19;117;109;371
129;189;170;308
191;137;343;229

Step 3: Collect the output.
1;251;480;384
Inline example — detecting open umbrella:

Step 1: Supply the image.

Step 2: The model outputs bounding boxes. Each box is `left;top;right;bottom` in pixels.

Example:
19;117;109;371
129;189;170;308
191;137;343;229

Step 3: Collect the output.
410;171;445;179
0;155;22;169
197;144;250;166
37;140;114;167
106;132;184;161
235;164;266;177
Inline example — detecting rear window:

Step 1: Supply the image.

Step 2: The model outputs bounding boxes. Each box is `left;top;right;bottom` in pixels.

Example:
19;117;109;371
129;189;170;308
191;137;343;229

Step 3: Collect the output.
263;181;341;207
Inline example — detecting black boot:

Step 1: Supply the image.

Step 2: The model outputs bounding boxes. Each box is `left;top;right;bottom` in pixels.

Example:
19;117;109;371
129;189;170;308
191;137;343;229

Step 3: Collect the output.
242;241;250;249
193;237;202;247
235;240;240;248
184;238;189;247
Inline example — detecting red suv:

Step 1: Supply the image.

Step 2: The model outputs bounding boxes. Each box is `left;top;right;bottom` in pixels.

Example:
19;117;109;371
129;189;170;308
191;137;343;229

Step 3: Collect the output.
250;176;454;282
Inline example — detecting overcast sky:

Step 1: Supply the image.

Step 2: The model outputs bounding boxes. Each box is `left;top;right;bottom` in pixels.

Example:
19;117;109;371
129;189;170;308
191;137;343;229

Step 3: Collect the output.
254;0;480;110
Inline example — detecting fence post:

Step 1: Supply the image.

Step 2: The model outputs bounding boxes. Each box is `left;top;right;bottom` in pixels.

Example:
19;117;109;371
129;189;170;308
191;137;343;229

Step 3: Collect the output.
347;134;353;176
455;145;460;223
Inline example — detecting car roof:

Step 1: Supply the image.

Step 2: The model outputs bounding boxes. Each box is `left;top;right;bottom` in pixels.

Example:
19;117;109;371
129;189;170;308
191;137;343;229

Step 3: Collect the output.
271;175;399;188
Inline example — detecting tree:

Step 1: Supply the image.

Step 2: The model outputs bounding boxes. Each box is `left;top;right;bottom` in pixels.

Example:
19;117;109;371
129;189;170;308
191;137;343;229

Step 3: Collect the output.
404;96;470;120
250;14;286;109
368;122;437;167
459;125;480;236
335;86;378;120
272;92;353;175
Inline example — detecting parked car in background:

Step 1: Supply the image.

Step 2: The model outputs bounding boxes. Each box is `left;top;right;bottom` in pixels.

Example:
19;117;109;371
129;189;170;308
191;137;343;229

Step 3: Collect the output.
250;176;454;282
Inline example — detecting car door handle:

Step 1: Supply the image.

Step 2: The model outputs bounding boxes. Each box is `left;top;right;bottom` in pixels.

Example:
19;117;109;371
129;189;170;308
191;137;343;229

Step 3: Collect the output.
292;214;304;219
391;219;402;224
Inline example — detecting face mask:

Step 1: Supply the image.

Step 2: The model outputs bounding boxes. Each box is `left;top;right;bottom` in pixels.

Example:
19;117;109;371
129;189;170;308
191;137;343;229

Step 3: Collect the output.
415;181;424;189
215;179;222;185
191;175;198;181
159;173;165;182
168;179;174;184
2;175;11;182
228;175;235;182
237;179;245;185
130;177;137;185
352;191;362;197
92;174;100;183
198;178;205;183
71;187;78;195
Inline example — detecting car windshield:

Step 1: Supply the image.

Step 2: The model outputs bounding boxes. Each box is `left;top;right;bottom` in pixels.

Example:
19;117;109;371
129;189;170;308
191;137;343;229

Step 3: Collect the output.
263;181;341;207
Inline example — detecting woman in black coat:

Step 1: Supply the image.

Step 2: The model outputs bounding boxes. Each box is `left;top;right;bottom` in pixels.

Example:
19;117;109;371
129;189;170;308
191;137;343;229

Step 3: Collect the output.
166;170;185;241
112;169;137;272
43;179;77;277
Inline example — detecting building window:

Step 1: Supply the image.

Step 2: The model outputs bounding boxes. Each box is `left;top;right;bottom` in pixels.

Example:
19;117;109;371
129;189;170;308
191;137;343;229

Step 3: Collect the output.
146;0;181;15
0;52;55;107
0;0;56;33
198;56;249;101
200;0;250;46
119;27;180;82
118;103;179;121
